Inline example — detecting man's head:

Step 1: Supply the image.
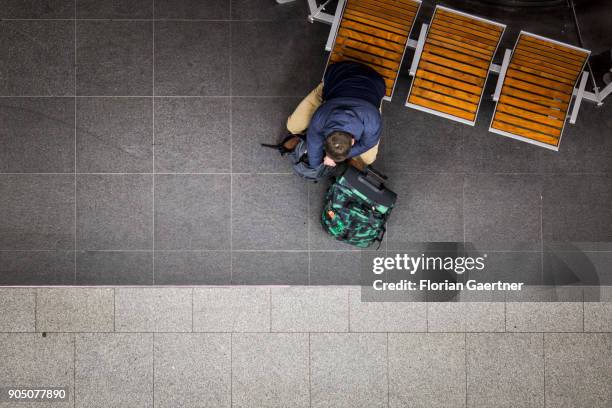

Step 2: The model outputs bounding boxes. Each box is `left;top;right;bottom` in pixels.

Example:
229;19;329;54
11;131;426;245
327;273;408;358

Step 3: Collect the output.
324;131;353;162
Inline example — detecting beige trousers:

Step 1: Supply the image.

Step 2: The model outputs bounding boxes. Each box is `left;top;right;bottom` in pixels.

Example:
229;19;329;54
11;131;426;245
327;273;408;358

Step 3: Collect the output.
286;83;379;165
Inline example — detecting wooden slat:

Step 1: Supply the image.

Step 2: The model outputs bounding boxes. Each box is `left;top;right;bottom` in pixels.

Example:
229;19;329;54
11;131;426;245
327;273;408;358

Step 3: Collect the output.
493;112;562;137
509;63;575;86
428;26;496;52
491;120;560;146
431;18;499;45
496;104;564;129
419;60;484;86
505;68;574;94
436;8;503;33
329;53;398;79
498;95;566;119
428;32;493;57
513;48;583;73
423;43;490;69
374;0;419;12
412;87;478;112
352;0;415;19
345;2;412;26
427;37;492;60
416;70;482;95
392;0;422;8
520;34;588;59
414;78;481;103
512;52;582;79
408;95;476;120
500;86;568;110
503;77;571;102
336;47;401;70
421;52;487;79
336;27;405;52
343;9;410;36
518;37;586;65
359;0;418;14
511;54;577;81
340;20;407;44
434;13;502;41
333;37;402;61
344;4;411;30
516;41;585;69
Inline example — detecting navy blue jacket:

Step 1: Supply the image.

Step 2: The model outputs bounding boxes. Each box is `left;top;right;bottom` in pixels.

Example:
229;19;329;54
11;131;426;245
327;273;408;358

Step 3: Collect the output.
306;61;385;167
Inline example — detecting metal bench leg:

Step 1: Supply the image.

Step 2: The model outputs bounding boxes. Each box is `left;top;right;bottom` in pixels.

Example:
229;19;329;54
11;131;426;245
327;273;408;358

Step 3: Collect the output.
325;0;345;51
492;49;512;102
570;71;589;124
598;80;612;104
409;24;428;77
306;0;334;24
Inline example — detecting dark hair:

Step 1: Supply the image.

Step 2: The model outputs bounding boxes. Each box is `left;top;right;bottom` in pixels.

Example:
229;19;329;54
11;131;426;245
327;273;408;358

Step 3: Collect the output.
324;131;352;162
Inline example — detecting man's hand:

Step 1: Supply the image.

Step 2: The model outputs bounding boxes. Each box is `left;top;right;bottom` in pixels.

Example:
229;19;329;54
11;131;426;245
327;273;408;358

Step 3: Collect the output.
323;156;337;167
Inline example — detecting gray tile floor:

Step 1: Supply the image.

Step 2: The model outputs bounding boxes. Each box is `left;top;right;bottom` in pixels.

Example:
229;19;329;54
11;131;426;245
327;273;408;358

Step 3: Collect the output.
1;0;612;285
0;286;611;407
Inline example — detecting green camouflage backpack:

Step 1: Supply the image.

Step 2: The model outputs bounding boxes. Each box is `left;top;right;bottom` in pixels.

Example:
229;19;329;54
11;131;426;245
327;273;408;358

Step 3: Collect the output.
321;166;397;248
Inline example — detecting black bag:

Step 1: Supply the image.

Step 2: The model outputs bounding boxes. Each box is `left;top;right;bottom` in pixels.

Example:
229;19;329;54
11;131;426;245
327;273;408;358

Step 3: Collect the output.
262;134;336;182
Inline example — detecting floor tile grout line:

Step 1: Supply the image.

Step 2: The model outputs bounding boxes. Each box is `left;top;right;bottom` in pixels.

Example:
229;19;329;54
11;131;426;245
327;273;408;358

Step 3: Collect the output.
269;287;272;333
2;330;611;334
426;299;429;333
540;181;544;286
464;332;468;408
73;9;77;284
308;332;312;408
228;1;233;392
6;248;602;253
582;296;585;332
386;332;390;408
152;332;155;408
113;288;116;332
542;332;546;407
0;172;297;175
347;288;351;332
462;174;466;246
0;95;314;98
34;289;38;332
229;18;234;284
0;18;307;22
230;332;233;407
504;294;507;332
152;0;156;285
73;333;76;408
307;184;311;285
3;171;612;176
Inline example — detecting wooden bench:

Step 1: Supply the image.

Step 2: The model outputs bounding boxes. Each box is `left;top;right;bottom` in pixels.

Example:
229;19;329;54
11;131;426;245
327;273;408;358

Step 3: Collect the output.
326;0;422;100
489;32;590;150
405;5;505;125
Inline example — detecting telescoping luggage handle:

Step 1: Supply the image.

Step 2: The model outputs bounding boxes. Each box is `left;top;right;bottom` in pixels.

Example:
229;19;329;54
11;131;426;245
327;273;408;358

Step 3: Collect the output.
357;165;387;193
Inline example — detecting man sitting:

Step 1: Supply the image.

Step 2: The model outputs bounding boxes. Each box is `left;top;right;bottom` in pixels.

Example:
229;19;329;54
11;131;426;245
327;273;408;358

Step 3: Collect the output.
286;61;386;168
